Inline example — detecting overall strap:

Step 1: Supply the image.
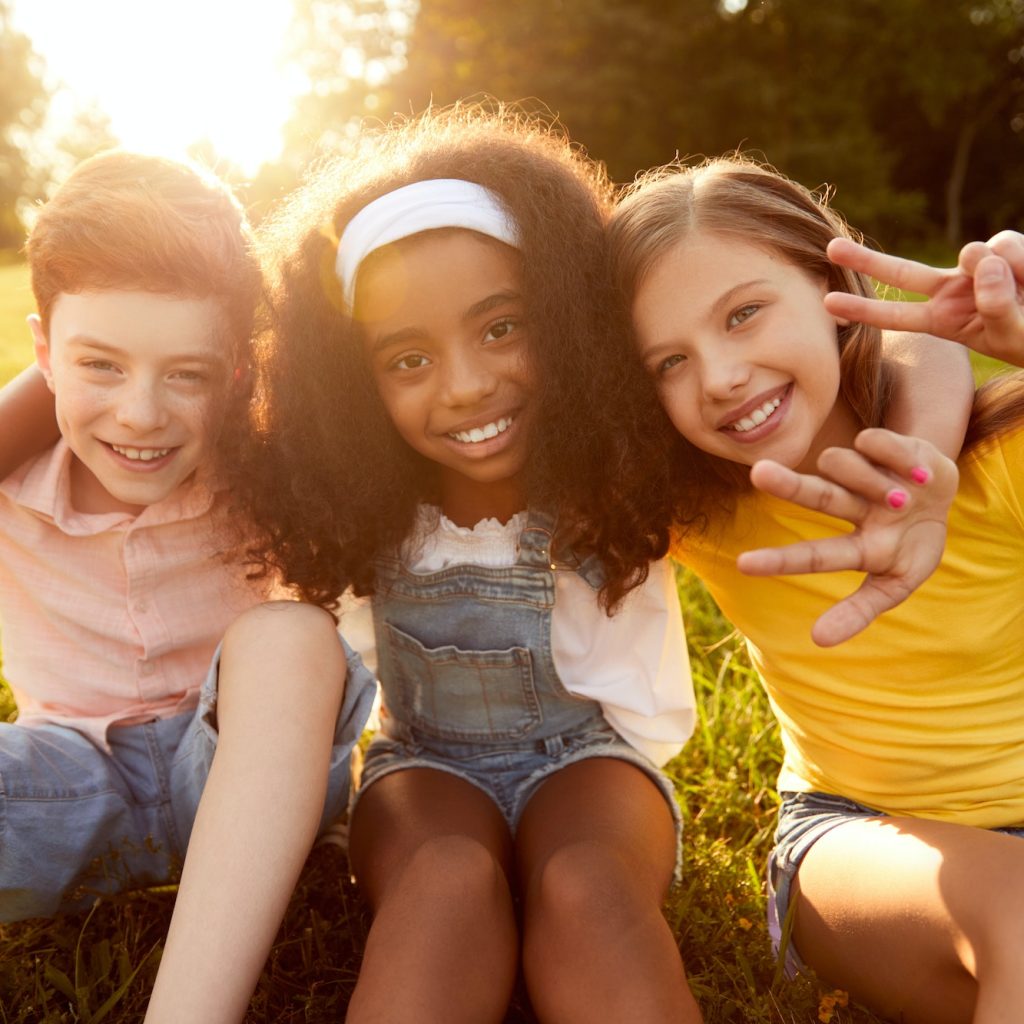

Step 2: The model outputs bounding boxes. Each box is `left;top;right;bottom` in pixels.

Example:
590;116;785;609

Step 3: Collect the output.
516;508;557;570
517;508;607;591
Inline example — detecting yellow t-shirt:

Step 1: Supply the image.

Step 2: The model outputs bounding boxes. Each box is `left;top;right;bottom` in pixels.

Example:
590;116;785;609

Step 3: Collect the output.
677;428;1024;828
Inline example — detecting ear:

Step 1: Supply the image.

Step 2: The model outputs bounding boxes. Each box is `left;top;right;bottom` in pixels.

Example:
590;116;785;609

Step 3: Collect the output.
28;315;56;394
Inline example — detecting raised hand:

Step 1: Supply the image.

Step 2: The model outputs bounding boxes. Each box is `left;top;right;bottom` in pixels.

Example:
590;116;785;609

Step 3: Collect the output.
824;232;1024;367
737;429;958;647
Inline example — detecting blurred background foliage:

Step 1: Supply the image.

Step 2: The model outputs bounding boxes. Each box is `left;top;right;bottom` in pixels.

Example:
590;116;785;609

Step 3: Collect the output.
2;0;1023;251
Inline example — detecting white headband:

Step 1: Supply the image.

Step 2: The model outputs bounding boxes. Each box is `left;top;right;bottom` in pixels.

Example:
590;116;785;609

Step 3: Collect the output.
334;178;519;308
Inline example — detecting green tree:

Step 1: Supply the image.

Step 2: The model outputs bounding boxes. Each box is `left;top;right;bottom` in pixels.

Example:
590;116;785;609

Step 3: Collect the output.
382;0;929;236
0;0;49;250
276;0;1023;247
862;0;1024;244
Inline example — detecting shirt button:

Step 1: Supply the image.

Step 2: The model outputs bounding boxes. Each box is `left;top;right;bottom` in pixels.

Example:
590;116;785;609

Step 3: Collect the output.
138;662;154;676
135;600;148;614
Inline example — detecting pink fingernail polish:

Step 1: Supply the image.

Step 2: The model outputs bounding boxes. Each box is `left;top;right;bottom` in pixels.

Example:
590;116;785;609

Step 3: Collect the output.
887;489;908;510
910;466;930;485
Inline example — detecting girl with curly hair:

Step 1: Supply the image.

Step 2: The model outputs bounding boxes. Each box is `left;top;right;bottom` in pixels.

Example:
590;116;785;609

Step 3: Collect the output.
237;106;702;1023
609;155;1024;1024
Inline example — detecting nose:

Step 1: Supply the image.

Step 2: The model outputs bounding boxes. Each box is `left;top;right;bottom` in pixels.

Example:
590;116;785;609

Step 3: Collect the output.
439;349;498;408
115;377;169;433
699;349;751;401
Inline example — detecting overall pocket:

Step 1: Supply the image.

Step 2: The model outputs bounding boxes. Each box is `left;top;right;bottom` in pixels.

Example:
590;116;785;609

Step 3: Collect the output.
381;621;542;742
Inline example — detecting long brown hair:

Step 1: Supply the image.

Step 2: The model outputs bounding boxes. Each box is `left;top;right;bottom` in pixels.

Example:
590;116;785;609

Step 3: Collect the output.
964;370;1024;454
232;104;672;610
608;155;894;532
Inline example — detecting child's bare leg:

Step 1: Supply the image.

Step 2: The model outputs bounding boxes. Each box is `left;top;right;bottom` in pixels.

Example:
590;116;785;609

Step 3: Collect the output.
146;601;349;1023
516;758;702;1024
793;816;1024;1024
347;768;517;1024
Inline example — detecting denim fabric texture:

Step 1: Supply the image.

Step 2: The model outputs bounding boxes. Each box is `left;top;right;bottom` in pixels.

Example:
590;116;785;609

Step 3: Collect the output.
356;509;681;857
0;634;376;921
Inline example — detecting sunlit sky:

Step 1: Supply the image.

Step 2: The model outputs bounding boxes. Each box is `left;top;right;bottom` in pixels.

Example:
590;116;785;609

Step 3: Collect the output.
11;0;308;175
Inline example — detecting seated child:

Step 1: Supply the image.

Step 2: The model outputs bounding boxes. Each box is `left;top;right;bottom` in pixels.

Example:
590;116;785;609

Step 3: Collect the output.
609;158;1024;1024
0;150;376;1024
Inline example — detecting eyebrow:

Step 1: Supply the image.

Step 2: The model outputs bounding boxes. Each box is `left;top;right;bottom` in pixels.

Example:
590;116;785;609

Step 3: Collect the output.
368;290;522;356
465;290;521;320
640;278;772;360
706;279;770;317
66;336;225;366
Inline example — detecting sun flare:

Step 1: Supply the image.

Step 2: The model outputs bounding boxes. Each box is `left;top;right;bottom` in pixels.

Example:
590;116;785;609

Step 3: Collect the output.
12;0;306;175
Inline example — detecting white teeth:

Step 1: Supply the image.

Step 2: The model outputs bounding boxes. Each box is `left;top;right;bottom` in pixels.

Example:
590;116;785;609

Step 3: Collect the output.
728;397;781;433
450;417;513;444
112;445;171;461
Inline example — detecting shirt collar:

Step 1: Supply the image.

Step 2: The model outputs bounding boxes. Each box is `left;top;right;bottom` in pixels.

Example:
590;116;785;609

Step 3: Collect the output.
1;438;218;536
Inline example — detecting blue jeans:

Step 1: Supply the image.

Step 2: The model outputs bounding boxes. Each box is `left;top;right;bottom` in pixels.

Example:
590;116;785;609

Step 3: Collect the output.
356;721;681;849
768;789;1024;975
0;636;376;921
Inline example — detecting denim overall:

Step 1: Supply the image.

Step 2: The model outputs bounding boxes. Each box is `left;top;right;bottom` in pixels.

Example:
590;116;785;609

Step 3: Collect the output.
357;508;679;833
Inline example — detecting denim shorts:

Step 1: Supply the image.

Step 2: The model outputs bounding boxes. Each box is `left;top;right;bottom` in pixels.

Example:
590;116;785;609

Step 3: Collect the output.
0;635;376;922
768;789;1024;975
353;720;683;879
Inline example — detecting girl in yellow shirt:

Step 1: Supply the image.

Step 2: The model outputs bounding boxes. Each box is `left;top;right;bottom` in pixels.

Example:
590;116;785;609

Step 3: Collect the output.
609;158;1024;1024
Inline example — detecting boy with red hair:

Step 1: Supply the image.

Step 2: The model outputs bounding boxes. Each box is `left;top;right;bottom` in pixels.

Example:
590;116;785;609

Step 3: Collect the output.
0;150;375;1022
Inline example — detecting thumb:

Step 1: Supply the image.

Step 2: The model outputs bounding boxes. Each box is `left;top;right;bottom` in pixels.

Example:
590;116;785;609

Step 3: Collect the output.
975;255;1024;359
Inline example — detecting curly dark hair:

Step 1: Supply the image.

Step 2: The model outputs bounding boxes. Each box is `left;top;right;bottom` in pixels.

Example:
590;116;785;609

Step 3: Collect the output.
230;104;673;611
608;154;895;537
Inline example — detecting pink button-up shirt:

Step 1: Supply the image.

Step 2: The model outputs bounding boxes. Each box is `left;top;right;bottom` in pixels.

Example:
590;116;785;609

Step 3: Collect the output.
0;440;263;748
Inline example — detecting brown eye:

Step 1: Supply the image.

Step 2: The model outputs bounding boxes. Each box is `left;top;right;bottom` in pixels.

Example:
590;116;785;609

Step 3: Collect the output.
393;353;430;371
485;318;517;343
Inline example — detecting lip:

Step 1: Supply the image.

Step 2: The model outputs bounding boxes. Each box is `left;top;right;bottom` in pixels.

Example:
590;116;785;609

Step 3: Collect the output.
102;441;180;472
716;384;791;443
439;410;523;459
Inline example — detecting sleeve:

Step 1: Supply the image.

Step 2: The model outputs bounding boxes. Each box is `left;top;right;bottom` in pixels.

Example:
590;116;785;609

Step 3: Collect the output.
337;591;378;677
551;557;696;766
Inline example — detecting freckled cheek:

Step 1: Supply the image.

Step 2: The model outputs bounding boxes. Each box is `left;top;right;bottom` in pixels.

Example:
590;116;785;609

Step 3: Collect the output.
52;387;108;437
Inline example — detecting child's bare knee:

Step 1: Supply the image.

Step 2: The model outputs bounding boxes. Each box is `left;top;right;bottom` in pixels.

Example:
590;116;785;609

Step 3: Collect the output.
222;601;345;674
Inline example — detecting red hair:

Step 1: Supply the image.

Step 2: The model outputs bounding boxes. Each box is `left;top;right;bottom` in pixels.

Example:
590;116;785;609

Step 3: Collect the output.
26;149;261;355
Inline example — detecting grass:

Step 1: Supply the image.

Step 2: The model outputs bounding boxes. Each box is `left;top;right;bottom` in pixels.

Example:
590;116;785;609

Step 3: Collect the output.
0;262;35;383
0;260;936;1021
0;572;884;1022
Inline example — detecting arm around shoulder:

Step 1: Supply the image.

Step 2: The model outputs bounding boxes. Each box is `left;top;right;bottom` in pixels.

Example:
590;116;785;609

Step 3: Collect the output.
0;366;59;480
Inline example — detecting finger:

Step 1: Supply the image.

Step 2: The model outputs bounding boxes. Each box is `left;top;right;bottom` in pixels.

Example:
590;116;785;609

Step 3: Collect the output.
823;291;932;333
748;459;869;522
738;534;865;577
986;230;1024;281
810;574;917;648
974;255;1024;365
827;237;946;295
851;429;957;491
957;240;994;277
816;444;908;510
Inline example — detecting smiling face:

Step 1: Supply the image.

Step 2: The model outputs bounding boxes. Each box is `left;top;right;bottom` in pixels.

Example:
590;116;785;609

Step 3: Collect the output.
33;290;231;515
633;229;860;473
357;229;532;525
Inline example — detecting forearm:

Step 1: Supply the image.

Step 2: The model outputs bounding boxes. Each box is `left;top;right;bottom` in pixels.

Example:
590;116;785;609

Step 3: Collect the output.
880;331;972;460
0;366;59;478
